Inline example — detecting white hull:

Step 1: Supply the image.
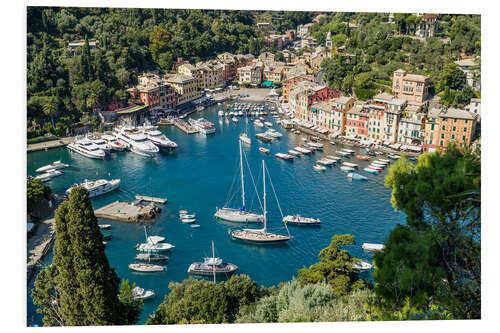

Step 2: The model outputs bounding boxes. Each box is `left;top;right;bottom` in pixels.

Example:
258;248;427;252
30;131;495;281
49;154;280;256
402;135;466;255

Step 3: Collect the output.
215;208;263;223
67;143;105;159
66;179;120;198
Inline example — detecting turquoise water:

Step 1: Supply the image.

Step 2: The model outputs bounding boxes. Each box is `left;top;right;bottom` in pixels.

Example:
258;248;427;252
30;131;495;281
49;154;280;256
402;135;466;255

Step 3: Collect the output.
27;102;406;325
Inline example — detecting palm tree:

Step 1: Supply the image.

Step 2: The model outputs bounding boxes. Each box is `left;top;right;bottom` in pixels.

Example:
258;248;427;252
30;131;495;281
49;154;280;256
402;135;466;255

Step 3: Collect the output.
43;98;57;128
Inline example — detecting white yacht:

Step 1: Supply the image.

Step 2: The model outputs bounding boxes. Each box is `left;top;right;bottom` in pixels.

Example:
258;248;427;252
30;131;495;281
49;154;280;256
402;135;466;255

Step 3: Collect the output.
132;286;155;300
114;126;159;157
67;137;106;159
283;214;321;225
65;179;120;198
215;141;264;223
135;228;175;252
239;133;251;145
140;126;178;150
35;169;63;182
88;136;111;152
101;134;129;152
35;160;69;173
188;118;216;135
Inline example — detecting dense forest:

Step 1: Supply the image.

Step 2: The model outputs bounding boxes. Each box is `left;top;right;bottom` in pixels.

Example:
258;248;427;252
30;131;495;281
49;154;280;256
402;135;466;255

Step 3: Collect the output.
314;13;480;103
27;7;314;138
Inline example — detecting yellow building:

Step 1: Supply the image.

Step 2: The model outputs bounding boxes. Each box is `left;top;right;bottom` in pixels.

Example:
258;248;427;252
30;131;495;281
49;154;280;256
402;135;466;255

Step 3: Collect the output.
165;74;201;106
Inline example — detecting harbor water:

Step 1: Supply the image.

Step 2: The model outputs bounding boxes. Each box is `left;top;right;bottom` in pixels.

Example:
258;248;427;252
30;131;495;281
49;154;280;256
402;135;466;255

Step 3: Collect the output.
27;102;406;325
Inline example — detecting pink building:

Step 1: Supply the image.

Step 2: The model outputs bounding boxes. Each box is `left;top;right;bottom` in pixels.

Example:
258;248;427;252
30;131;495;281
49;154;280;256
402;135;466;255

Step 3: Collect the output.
392;69;430;104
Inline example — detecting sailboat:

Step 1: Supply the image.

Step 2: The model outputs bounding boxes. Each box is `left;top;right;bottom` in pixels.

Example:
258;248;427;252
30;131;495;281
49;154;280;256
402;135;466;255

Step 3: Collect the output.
230;160;291;243
135;225;175;252
214;141;264;223
187;240;238;281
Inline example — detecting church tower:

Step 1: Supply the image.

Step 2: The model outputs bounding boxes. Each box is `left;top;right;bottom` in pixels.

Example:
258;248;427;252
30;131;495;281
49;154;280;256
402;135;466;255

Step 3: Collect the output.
325;31;332;56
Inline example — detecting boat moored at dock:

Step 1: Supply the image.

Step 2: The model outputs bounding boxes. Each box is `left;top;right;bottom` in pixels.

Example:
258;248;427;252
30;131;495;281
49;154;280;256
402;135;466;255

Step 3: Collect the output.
65;178;120;198
114;126;159;157
35;169;63;182
67;137;106;159
35;160;69;173
189;118;216;135
275;153;294;161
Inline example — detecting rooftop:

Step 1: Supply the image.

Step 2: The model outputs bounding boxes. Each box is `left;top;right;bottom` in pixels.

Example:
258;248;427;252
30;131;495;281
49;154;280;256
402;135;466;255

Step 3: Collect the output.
404;73;429;81
455;58;478;67
165;74;196;84
373;92;394;102
335;96;352;104
439;108;476;120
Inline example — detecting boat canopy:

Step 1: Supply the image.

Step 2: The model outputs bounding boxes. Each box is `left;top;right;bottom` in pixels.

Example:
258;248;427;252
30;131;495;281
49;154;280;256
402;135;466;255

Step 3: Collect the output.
147;236;165;244
204;257;223;266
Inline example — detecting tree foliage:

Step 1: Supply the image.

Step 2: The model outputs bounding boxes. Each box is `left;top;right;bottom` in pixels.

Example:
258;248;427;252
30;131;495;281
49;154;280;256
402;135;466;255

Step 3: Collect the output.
297;234;366;296
31;186;140;326
27;178;51;213
148;274;265;324
378;146;481;319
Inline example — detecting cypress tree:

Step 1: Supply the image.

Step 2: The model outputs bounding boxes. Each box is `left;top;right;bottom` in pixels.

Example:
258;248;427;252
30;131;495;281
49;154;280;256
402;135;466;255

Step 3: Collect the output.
65;187;123;325
80;35;92;82
32;186;130;326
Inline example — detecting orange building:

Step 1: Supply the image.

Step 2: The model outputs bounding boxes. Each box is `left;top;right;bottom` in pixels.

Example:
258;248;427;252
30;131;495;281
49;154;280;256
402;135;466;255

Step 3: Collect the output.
423;107;477;152
392;69;430;104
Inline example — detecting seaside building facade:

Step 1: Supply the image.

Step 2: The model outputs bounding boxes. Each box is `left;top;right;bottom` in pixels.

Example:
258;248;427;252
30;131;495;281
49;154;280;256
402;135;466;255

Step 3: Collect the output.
345;103;369;139
165;74;201;106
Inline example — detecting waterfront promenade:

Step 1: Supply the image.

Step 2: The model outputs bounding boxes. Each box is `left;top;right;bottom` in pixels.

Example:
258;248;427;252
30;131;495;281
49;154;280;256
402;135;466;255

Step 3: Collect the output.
27;137;74;153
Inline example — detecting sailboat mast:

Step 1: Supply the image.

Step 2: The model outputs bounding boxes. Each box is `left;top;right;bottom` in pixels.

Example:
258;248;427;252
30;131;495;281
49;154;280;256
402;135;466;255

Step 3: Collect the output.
212;240;216;284
263;160;266;233
240;140;245;209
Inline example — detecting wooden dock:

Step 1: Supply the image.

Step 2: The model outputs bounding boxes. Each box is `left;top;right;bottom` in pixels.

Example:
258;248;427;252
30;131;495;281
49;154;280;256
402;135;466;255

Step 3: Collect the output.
135;195;167;204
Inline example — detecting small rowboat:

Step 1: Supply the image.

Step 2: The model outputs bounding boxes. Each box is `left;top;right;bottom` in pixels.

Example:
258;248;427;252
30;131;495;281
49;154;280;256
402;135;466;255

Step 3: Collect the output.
181;218;196;223
356;155;371;161
180;214;196;219
340;166;355;172
288;149;301;156
98;224;111;230
363;167;379;174
259;147;270;154
190;224;201;228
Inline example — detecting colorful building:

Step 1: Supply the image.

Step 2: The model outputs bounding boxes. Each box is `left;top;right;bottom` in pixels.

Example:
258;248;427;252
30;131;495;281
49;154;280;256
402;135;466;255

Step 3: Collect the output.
397;104;425;145
345;103;369;139
165;74;201;106
423;107;477;152
290;81;339;122
392;69;430;104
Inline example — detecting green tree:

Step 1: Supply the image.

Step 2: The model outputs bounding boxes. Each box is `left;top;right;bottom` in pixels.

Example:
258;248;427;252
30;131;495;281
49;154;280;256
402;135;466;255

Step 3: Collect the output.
42;97;58;127
79;35;93;82
379;147;480;319
297;234;365;296
440;63;466;90
148;275;264;324
149;26;170;62
32;187;130;326
119;280;143;325
27;178;51;213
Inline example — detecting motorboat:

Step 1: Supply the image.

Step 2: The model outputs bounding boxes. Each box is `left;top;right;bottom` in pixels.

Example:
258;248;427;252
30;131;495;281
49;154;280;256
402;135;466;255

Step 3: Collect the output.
128;263;164;272
347;172;368;181
353;260;373;271
180;213;196;219
230;160;291;243
259;147;270;154
181;218;196;223
313;164;326;171
255;132;274;142
294;146;312;154
307;142;324;150
317;158;336;166
340;166;355;172
288;149;301;156
98;224;111;229
114;126;159;157
367;165;383;171
35;160;69;173
363;167;380;174
265;130;283;138
362;243;385;251
232;117;239;123
264;121;273;127
341;148;355;154
215;141;264;223
342;162;359;168
239;133;252;145
188;118;216;135
35;169;63;182
65;179;120;198
388;154;401;160
135;237;175;252
187;241;238;278
67;137;106;159
326;155;342;161
101;134;129;152
337;151;351;157
275;153;294;161
283;214;321;225
191;224;201;228
329;141;336;146
134;253;169;262
140;126;178;150
218;110;224;117
88;136;111;152
132;286;155;300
